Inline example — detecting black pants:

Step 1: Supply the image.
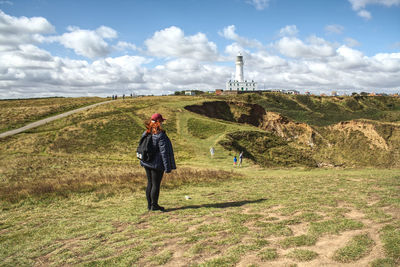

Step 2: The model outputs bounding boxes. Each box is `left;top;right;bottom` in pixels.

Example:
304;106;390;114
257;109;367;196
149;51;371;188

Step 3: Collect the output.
145;167;164;208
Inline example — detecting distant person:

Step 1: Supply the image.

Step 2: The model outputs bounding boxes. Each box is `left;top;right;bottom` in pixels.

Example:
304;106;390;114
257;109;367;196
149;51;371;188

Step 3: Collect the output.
233;155;237;166
239;151;243;166
123;94;125;99
112;95;115;100
210;147;215;157
140;113;176;211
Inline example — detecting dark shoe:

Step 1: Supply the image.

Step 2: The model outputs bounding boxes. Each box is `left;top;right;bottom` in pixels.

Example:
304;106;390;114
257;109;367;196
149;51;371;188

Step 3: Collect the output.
151;204;165;211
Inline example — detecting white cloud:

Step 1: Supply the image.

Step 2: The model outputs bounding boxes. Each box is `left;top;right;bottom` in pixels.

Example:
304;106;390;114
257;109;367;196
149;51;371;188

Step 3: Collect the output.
95;26;118;39
149;58;230;88
0;10;55;48
0;53;150;98
372;52;400;72
0;1;13;5
114;41;137;51
279;25;299;37
0;10;55;35
348;0;400;19
145;26;218;61
246;0;270;10
349;0;400;10
48;26;117;59
0;10;399;98
220;25;238;40
325;24;344;34
344;37;361;47
223;43;287;73
275;36;337;58
219;25;262;49
357;9;372;19
332;45;368;69
224;43;249;58
246;52;288;70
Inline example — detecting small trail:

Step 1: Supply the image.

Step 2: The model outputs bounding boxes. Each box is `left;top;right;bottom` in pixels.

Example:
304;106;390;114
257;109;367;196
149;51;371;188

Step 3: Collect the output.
0;100;114;139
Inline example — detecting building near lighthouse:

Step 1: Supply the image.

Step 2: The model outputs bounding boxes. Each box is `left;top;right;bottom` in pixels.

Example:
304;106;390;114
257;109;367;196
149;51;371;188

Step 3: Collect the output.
226;53;257;92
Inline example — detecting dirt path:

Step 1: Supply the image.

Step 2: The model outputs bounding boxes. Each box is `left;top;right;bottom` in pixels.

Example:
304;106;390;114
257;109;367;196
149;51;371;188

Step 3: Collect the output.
0;100;114;139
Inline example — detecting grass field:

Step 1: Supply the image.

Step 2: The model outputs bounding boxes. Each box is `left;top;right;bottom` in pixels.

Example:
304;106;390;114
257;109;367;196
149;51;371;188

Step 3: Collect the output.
1;168;399;266
0;95;399;266
0;97;107;134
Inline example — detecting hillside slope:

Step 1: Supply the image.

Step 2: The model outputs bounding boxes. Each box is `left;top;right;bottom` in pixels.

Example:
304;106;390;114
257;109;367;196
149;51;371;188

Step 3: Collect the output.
240;93;400;126
1;96;399;267
0;96;256;201
185;95;400;168
0;97;106;134
0;94;399;202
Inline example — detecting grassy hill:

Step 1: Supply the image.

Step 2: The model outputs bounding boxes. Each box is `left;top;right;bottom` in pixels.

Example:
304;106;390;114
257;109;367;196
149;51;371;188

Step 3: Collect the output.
0;97;107;134
1;93;399;199
0;95;399;266
241;93;400;126
185;93;400;168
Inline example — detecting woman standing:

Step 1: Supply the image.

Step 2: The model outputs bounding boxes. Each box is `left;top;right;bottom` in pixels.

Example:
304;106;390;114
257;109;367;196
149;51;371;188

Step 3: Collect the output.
140;113;176;211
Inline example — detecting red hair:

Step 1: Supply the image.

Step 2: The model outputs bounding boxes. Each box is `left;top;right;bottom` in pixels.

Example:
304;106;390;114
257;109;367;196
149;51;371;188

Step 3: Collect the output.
145;120;164;134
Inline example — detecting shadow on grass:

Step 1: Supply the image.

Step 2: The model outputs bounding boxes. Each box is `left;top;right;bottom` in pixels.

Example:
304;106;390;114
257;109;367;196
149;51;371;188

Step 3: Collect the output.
165;198;267;212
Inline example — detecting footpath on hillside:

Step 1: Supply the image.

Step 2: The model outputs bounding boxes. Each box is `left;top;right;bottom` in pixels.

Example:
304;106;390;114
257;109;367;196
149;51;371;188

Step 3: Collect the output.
0;100;113;139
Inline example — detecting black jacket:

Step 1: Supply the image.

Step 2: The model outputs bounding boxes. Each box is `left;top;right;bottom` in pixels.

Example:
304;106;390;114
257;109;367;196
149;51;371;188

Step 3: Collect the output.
140;131;176;173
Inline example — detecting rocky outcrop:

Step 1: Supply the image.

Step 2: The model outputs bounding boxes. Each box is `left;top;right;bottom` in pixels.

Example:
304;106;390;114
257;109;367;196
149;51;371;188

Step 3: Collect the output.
260;112;319;147
329;120;389;150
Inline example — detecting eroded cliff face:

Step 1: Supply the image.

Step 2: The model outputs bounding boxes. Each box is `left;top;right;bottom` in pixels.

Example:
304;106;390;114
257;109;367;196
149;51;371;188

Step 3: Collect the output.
184;101;235;122
184;100;266;125
259;112;319;147
329;120;390;150
185;101;320;147
321;120;400;167
184;100;400;167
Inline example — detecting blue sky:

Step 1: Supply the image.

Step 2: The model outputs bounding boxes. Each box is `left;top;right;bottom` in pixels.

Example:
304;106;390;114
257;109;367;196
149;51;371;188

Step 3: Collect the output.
0;0;399;98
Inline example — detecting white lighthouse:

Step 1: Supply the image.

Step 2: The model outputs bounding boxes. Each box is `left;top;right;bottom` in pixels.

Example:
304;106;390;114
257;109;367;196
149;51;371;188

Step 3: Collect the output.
235;54;244;82
226;53;257;92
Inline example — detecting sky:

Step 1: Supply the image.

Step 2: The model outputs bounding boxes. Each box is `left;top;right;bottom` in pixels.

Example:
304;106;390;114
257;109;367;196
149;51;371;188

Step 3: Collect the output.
0;0;399;98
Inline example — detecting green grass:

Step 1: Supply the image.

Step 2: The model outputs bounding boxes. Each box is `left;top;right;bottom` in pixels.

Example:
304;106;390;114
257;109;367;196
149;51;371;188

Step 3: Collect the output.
280;235;318;248
254;221;293;237
295;212;323;222
0;97;107;133
187;117;227;139
309;218;364;236
380;223;400;263
185;94;400;168
0;95;399;266
0;168;398;266
219;131;316;167
151;250;173;265
370;258;397;267
258;248;278;261
250;93;400;126
333;234;375;262
287;249;318;261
